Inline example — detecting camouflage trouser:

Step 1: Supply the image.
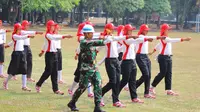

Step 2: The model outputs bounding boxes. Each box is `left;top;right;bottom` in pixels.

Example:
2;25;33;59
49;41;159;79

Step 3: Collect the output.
71;69;102;107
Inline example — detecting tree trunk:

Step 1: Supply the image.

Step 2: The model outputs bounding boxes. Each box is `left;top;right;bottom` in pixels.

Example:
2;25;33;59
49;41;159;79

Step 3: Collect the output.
1;6;9;22
183;16;188;29
122;16;125;25
157;14;161;28
175;0;180;30
79;0;84;23
145;13;148;24
12;6;19;25
87;8;90;19
28;13;31;21
16;6;21;22
113;17;116;25
33;11;37;24
176;11;179;30
23;12;27;20
125;9;129;24
70;10;73;27
31;11;34;24
51;8;56;21
116;17;119;26
126;15;129;24
105;11;108;24
44;12;47;24
1;0;12;22
97;5;102;17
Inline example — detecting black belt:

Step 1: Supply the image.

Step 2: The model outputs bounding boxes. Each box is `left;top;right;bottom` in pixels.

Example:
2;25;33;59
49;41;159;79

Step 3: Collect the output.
105;58;118;60
46;52;57;54
136;53;147;55
159;54;173;57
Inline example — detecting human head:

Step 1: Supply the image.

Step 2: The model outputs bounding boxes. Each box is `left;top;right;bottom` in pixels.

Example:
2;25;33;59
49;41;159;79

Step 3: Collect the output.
82;24;95;39
22;20;30;30
13;23;22;35
117;25;124;36
138;24;150;35
160;23;172;36
103;23;116;35
124;24;136;35
46;20;56;33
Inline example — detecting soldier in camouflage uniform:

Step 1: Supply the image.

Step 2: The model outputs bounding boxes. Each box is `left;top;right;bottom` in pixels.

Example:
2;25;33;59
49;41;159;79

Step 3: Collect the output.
68;25;110;112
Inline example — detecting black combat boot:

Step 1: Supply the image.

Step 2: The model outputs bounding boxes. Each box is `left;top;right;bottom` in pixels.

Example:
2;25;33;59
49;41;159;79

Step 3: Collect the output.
93;106;106;112
68;101;79;111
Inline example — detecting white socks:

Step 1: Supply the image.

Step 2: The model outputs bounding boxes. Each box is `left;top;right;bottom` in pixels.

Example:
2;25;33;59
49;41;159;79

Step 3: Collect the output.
57;70;62;81
150;85;155;88
87;83;93;94
4;75;27;88
22;75;27;88
0;64;3;75
125;84;129;88
70;81;93;94
70;81;78;91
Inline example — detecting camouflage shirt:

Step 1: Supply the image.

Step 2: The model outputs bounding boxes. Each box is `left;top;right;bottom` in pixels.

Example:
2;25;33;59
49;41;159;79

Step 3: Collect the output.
79;39;105;71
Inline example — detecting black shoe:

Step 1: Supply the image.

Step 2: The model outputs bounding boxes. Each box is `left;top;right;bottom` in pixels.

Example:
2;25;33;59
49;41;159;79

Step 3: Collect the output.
93;106;106;112
68;101;79;111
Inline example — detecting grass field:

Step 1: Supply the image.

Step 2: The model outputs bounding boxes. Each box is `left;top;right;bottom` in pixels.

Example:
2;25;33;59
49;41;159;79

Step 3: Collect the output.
0;27;200;112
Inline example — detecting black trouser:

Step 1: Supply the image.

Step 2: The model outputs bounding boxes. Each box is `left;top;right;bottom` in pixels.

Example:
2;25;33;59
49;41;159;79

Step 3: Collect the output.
118;52;123;61
24;46;32;78
119;59;137;99
73;54;82;82
57;49;62;71
102;58;120;103
36;52;58;92
136;54;151;94
0;44;5;63
151;55;172;90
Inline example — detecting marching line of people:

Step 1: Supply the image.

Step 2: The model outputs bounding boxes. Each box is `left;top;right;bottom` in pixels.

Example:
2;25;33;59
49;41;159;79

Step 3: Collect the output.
0;19;191;112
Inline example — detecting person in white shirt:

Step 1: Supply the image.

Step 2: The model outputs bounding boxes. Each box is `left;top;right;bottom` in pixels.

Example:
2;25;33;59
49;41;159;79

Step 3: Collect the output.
116;25;125;62
22;20;43;82
53;24;65;84
3;23;35;91
0;20;11;78
135;24;166;99
116;25;130;91
149;24;191;96
36;20;72;95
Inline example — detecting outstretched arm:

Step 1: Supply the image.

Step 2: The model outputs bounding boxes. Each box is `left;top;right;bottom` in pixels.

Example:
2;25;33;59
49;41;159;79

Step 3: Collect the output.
164;37;191;43
149;43;161;55
125;37;151;45
13;34;33;40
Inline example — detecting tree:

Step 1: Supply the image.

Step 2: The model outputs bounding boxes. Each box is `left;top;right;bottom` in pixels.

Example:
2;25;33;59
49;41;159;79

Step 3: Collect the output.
21;0;79;23
170;0;199;29
123;0;144;24
143;0;171;26
0;0;20;23
83;0;101;17
102;0;144;25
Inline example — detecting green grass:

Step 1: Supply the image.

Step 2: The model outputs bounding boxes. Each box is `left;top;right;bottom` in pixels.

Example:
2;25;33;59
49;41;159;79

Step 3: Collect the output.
0;27;200;112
